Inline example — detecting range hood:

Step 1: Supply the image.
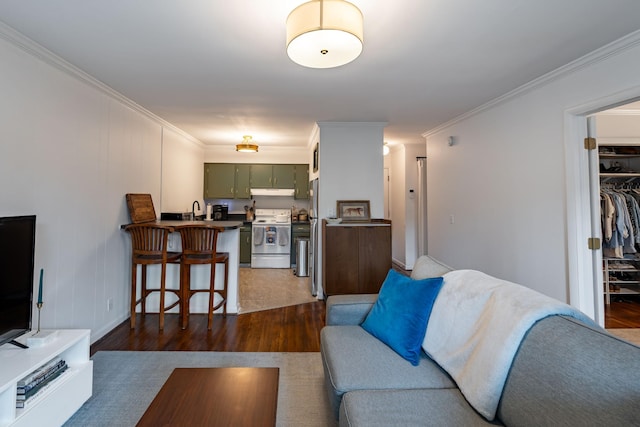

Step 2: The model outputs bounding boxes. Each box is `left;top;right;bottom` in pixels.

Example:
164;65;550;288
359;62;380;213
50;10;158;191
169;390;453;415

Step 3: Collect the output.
250;188;295;197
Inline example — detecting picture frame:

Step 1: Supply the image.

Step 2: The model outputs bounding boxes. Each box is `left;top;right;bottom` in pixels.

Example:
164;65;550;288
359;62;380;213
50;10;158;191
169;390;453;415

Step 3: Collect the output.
313;143;319;172
336;200;370;222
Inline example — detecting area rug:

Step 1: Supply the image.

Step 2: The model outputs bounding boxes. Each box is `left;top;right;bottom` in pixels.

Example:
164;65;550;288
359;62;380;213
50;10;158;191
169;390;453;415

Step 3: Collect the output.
238;268;318;313
64;351;335;427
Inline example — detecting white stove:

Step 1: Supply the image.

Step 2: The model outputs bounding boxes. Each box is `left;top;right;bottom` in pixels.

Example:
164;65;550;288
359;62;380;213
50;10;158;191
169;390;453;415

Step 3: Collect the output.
251;209;292;268
253;209;292;225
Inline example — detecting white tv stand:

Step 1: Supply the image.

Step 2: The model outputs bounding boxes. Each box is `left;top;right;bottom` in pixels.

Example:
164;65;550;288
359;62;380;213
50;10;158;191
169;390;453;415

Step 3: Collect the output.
0;329;92;427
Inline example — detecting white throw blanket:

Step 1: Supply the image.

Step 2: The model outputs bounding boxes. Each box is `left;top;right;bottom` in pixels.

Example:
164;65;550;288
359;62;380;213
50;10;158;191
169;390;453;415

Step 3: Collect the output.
422;269;595;420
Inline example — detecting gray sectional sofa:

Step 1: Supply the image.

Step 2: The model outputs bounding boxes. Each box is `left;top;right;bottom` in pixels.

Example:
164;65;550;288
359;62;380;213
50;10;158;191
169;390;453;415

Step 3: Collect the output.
320;256;640;426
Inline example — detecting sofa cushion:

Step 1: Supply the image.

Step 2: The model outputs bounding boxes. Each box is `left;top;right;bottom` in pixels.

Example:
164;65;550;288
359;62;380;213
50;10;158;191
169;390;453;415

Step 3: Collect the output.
326;294;378;326
497;315;640;426
361;270;443;365
339;389;502;427
321;325;456;419
411;255;453;280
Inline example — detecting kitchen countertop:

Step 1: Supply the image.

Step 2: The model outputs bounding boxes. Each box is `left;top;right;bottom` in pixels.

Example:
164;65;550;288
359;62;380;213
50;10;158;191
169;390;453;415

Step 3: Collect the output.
121;220;243;230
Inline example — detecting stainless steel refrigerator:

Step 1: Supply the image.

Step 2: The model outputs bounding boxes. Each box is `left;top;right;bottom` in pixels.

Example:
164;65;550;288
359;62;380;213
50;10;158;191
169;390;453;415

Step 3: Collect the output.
309;178;319;296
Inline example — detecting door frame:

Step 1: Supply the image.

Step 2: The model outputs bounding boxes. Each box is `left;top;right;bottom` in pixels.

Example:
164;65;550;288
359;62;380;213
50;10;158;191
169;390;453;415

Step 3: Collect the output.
564;88;640;326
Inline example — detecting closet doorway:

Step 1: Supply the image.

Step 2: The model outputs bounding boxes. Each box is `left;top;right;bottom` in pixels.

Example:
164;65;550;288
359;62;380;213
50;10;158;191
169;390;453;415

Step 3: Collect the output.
592;101;640;330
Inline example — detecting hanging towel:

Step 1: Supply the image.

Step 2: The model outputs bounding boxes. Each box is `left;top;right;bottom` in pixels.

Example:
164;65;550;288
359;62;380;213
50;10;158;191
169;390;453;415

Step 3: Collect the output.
253;227;264;246
278;227;289;246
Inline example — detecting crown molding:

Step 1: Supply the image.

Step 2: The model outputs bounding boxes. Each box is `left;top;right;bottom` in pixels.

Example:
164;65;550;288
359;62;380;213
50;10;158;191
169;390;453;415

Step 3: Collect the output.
422;29;640;138
0;21;203;148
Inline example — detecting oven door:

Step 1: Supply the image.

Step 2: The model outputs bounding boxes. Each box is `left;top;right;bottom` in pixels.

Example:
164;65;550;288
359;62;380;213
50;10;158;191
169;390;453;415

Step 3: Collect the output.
252;225;290;255
251;224;291;268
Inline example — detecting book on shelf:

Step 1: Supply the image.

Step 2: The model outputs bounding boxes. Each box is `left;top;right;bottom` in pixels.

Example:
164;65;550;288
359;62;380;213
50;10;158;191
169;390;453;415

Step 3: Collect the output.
17;356;64;387
15;364;68;408
17;360;68;396
17;358;67;390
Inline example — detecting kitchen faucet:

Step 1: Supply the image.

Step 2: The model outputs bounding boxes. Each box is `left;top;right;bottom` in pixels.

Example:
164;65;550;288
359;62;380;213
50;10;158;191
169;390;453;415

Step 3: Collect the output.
192;200;200;219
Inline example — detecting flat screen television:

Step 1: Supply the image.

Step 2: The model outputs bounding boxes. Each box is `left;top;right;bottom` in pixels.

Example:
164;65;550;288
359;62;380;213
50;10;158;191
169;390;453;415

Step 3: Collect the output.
0;215;35;348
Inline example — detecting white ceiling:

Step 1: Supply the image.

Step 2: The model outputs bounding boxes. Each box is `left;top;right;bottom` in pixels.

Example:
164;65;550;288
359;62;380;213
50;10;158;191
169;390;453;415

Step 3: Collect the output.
1;1;640;150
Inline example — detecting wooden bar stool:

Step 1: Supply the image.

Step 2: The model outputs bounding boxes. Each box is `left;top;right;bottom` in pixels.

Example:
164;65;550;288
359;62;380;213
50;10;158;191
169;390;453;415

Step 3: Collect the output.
176;224;228;330
124;223;181;330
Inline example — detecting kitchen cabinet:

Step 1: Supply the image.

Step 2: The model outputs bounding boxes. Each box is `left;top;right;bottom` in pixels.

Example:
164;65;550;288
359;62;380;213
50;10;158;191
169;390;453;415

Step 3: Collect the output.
250;164;273;188
205;163;309;197
322;220;391;296
273;164;296;188
294;164;309;199
290;222;310;266
235;164;251;199
204;163;251;199
240;223;252;264
250;164;296;189
204;163;235;198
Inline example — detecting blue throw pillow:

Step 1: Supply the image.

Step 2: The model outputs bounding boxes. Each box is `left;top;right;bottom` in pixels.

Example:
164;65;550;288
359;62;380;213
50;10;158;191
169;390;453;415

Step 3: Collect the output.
361;269;444;366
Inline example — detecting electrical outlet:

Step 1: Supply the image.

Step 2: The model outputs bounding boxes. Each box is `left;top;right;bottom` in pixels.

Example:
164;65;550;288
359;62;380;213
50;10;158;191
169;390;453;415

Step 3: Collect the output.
107;298;113;312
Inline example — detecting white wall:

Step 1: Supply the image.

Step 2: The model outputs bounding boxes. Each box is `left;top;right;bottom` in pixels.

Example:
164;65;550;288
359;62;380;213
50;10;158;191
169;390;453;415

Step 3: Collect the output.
204;145;309;164
424;32;640;310
387;144;426;269
315;121;386;296
317;122;386;219
161;127;204;214
0;26;201;343
389;146;407;266
596;113;640;138
402;144;426;269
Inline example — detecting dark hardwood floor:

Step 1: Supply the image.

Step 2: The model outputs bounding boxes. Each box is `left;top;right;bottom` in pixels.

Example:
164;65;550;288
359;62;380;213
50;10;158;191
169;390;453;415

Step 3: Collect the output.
90;301;326;355
605;297;640;328
91;290;640;356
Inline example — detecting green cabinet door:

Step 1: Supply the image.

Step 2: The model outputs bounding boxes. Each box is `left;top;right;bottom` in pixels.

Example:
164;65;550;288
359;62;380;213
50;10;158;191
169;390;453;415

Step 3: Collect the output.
294;164;309;199
250;164;273;188
235;164;251;199
204;163;236;198
240;224;252;264
273;164;296;189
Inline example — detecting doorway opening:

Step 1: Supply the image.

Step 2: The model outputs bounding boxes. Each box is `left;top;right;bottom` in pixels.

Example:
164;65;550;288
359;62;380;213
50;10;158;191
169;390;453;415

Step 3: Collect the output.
566;95;640;332
592;101;640;329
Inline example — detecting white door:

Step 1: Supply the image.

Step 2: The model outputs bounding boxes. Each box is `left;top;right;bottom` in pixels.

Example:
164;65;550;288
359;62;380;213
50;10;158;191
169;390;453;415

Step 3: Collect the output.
586;116;605;325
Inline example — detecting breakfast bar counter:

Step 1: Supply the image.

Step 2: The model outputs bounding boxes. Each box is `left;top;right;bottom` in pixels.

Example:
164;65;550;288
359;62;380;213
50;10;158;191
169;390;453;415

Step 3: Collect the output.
151;219;243;229
122;220;243;316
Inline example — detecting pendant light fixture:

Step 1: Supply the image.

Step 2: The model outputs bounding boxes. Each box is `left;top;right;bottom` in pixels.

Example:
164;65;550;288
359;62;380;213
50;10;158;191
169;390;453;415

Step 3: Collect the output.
236;135;259;152
286;0;364;69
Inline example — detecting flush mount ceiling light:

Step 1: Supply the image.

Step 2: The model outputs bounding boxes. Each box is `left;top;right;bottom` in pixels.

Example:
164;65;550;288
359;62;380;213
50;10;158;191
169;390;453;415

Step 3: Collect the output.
286;0;364;69
236;135;259;152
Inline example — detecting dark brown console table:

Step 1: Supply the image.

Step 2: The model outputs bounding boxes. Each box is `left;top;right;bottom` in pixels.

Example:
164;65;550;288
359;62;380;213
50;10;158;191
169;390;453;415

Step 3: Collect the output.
136;367;279;427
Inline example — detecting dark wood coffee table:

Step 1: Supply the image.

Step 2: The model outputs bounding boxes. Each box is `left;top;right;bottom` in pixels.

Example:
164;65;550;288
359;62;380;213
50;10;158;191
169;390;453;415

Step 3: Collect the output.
136;367;279;427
